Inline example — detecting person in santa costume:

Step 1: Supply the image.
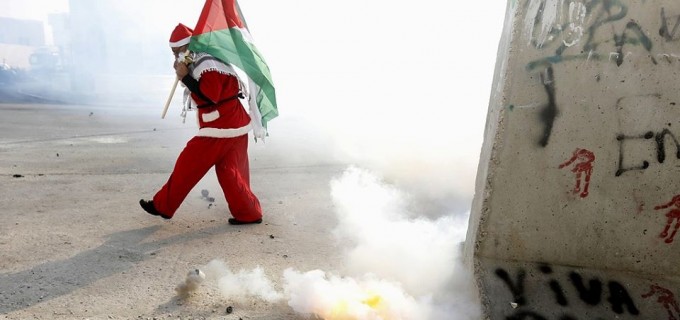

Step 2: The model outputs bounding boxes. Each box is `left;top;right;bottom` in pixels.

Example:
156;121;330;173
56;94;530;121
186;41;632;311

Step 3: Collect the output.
140;23;263;225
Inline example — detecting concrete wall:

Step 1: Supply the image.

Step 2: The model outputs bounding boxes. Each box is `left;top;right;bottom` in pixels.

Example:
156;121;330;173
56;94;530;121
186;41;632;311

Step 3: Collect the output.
465;1;680;319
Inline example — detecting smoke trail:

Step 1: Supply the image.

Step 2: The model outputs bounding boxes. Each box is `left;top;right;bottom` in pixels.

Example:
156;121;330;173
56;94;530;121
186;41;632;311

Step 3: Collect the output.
175;269;206;298
194;167;480;319
331;167;465;297
285;167;480;319
283;269;424;319
201;259;283;303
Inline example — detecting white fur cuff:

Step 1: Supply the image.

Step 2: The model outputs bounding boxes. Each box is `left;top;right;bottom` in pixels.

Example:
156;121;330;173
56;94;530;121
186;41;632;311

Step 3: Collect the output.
201;110;220;123
196;123;252;138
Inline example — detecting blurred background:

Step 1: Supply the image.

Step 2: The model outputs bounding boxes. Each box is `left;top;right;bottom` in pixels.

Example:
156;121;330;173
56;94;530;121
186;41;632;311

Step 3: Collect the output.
0;0;506;216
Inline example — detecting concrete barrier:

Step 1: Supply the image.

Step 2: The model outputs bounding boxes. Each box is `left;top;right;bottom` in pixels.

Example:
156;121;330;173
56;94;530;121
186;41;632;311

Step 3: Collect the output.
464;1;680;319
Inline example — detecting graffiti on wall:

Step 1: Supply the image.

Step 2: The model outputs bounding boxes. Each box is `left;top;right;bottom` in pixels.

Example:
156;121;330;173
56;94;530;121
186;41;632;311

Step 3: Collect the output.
495;264;640;319
485;2;680;317
653;195;680;244
516;2;680;147
615;129;680;176
538;66;558;147
559;148;595;198
660;8;680;42
525;0;655;71
641;284;680;320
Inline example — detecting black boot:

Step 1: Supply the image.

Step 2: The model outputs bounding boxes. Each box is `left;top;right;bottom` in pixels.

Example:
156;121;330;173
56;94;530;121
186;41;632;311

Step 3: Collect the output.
139;199;171;220
228;218;262;225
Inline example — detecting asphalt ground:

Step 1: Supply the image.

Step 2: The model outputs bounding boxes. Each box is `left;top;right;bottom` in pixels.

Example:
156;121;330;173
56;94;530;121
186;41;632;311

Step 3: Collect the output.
0;101;348;319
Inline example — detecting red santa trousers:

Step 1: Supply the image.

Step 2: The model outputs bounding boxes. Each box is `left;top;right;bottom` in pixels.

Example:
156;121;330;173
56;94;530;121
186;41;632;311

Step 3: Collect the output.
153;134;262;221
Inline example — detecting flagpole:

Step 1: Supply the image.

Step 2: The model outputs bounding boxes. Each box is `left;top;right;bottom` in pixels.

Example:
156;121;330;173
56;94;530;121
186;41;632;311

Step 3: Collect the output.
161;77;180;119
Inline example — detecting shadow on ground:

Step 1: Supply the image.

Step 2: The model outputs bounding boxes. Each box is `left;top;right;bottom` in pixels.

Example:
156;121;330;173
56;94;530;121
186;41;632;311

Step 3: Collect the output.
0;223;235;314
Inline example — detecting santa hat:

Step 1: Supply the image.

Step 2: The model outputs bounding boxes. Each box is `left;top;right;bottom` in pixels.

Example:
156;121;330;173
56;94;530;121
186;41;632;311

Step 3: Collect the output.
169;23;193;48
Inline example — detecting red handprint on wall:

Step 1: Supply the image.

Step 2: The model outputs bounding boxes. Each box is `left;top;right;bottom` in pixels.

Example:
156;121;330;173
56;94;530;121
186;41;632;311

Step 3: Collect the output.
559;148;595;198
642;284;680;320
655;194;680;244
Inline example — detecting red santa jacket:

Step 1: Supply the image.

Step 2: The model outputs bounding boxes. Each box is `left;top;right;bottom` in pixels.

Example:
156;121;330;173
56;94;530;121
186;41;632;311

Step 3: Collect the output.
181;53;252;138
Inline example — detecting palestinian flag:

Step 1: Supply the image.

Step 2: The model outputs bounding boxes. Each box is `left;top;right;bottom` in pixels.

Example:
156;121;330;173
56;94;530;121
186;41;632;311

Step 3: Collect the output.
189;0;277;136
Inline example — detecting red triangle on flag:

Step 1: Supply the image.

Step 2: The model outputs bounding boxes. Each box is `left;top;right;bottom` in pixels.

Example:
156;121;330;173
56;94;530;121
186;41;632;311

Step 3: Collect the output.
194;0;245;35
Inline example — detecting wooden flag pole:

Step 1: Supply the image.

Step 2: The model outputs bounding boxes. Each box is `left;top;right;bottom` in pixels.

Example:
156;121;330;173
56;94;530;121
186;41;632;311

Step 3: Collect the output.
161;77;180;119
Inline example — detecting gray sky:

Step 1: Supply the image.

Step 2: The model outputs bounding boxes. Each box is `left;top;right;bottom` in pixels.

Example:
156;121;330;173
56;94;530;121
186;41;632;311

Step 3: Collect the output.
0;0;68;20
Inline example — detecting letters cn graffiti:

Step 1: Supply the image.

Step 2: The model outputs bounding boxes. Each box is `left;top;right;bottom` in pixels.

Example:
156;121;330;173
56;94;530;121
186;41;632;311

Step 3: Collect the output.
616;129;680;176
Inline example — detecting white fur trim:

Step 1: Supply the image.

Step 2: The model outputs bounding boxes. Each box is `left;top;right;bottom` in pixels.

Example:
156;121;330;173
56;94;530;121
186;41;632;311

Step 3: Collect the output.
191;53;240;80
196;123;252;138
170;37;190;47
201;110;220;122
247;78;267;141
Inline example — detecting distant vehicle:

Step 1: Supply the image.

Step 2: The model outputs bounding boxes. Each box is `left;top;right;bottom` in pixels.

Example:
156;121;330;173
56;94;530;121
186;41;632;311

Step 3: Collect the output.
29;47;62;73
0;61;17;84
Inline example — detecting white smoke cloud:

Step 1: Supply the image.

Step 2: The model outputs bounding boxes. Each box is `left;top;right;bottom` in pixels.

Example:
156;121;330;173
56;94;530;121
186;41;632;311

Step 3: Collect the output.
330;167;472;297
175;268;206;298
201;259;283;303
283;269;425;320
194;167;481;320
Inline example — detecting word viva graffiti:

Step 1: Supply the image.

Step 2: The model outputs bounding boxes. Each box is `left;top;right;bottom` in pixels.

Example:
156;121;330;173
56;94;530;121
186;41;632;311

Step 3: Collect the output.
496;265;640;320
495;264;680;320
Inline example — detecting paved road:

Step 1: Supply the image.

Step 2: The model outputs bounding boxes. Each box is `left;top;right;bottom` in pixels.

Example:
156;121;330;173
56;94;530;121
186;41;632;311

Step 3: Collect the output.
0;102;348;319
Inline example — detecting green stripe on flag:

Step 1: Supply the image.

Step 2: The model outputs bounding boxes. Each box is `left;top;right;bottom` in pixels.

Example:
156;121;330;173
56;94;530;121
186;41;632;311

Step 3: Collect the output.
190;27;278;127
